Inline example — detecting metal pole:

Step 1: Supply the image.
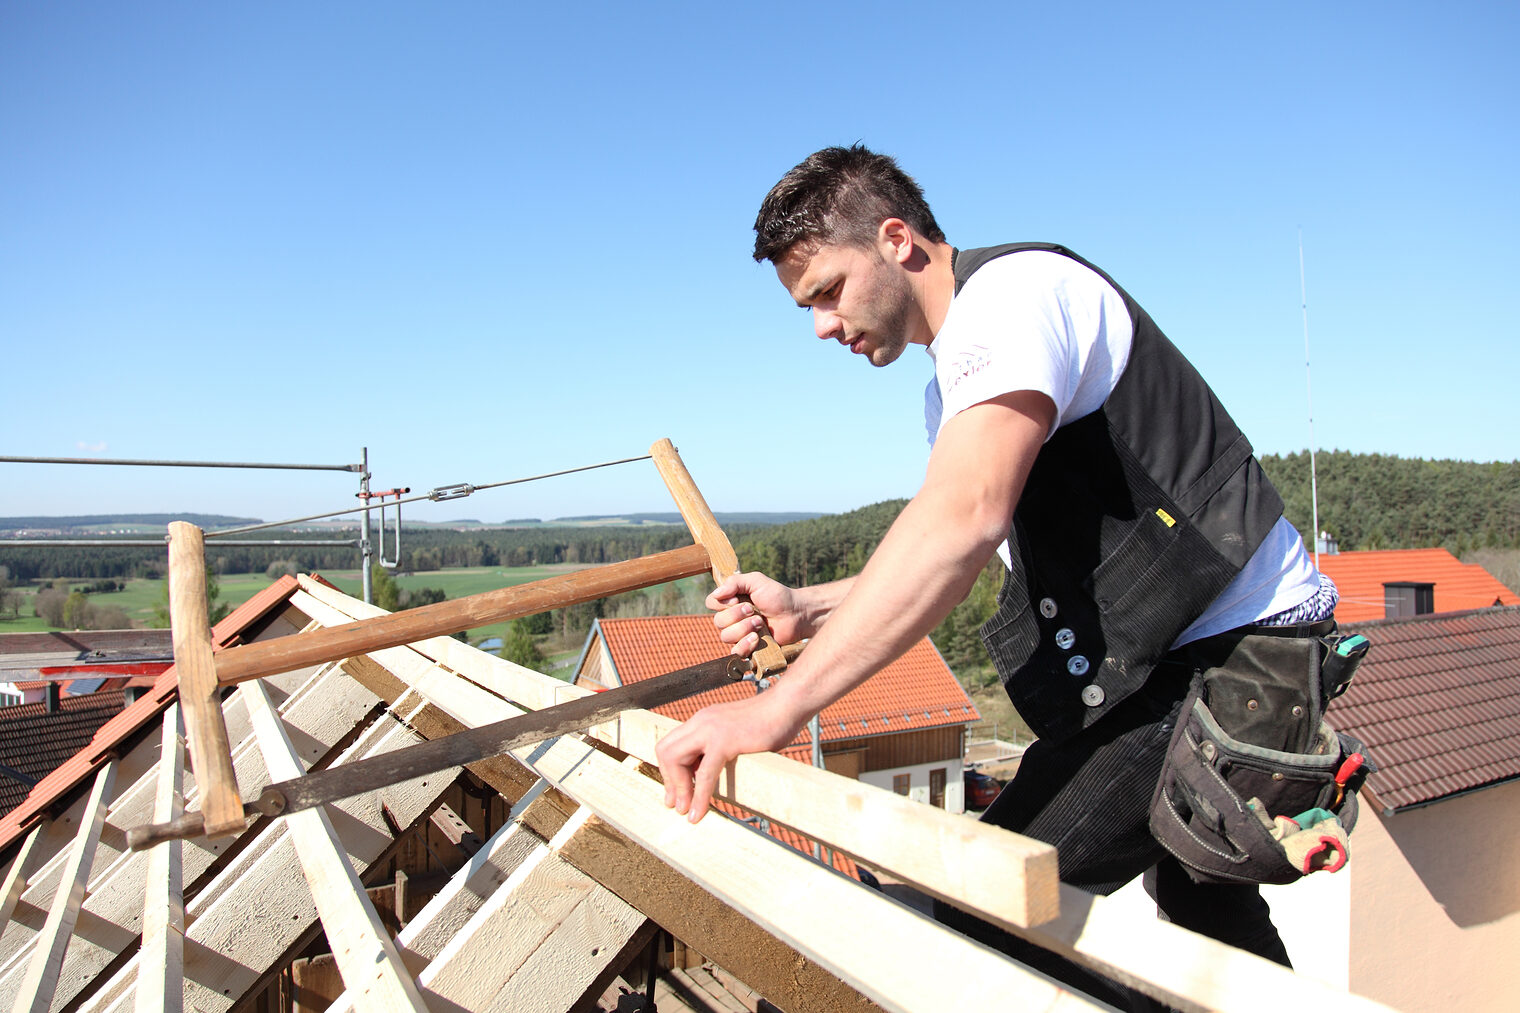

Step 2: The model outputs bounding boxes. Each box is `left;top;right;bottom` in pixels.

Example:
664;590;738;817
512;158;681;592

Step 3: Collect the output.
809;712;823;861
360;447;373;605
0;454;361;472
1299;230;1322;569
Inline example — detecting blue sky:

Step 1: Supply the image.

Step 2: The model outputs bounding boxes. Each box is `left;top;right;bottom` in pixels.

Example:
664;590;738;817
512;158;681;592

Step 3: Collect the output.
3;3;1515;527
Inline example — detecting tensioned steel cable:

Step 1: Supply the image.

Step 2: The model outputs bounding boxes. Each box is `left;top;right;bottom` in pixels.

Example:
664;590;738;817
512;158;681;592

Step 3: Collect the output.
204;454;654;537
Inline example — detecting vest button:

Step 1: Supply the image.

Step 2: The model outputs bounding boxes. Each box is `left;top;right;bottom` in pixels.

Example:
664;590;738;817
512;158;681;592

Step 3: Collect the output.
1039;598;1059;618
1081;684;1105;707
1067;655;1090;676
1055;628;1076;650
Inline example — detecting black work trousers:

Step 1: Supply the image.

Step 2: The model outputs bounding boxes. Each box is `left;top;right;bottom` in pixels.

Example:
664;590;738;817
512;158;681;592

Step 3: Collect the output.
934;657;1291;1011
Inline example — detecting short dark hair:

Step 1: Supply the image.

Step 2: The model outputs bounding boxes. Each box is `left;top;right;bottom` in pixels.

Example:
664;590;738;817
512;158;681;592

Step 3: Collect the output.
752;144;945;263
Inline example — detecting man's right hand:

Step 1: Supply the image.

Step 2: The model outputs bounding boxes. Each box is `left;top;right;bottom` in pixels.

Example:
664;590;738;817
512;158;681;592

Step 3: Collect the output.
706;572;818;655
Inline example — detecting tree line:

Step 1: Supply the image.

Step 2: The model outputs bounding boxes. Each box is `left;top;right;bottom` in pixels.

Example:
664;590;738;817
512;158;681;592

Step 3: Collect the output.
1261;451;1520;553
0;525;771;582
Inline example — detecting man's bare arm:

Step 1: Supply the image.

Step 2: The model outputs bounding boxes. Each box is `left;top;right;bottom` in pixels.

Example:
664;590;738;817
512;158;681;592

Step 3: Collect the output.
656;390;1054;820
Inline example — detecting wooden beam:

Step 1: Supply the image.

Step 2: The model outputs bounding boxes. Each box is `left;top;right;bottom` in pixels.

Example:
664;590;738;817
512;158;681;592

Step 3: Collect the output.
0;663;330;1009
11;759;117;1013
321;618;878;1012
70;676;447;1013
649;438;787;675
240;679;427;1012
287;581;1400;1013
215;543;713;685
167;521;244;838
412;807;644;1012
293;576;1060;931
524;736;1103;1012
0;824;47;943
136;706;185;1013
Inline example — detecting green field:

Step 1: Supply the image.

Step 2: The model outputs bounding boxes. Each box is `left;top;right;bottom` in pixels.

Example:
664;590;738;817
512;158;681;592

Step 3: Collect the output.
0;564;700;655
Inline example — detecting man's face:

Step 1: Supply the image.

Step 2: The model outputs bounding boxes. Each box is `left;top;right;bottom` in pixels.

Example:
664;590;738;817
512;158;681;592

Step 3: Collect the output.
775;241;919;368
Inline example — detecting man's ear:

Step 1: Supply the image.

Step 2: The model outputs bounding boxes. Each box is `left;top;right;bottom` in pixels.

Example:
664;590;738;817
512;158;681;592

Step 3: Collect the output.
878;218;914;264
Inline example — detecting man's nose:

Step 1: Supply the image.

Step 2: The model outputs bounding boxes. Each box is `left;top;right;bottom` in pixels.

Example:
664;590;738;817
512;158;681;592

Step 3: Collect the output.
814;308;842;340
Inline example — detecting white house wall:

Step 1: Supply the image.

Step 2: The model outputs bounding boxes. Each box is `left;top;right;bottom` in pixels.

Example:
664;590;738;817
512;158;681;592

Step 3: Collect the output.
859;761;965;814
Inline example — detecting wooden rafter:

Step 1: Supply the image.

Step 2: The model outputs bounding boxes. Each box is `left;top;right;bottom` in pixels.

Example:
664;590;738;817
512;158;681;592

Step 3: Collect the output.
292;575;1400;1013
0;824;47;945
241;678;428;1011
293;578;1061;930
12;759;117;1013
136;705;185;1013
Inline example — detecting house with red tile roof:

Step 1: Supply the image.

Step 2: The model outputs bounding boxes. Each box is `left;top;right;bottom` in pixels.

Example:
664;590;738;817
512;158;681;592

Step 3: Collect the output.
1315;548;1519;622
574;614;982;811
0;629;172;707
0;690;129;818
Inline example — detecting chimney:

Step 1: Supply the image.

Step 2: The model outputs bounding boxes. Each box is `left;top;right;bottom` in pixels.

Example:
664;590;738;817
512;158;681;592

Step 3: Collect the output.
1315;531;1339;555
45;682;61;713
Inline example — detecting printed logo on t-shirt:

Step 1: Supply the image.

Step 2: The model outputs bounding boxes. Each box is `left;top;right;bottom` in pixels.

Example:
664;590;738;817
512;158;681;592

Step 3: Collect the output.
945;346;993;395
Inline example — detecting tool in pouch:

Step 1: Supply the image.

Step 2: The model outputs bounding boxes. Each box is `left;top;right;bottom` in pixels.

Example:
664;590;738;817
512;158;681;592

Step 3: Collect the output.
1149;624;1375;885
127;641;803;851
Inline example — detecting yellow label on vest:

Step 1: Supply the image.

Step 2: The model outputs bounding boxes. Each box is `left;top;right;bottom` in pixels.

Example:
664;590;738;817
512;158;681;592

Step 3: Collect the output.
1155;508;1176;528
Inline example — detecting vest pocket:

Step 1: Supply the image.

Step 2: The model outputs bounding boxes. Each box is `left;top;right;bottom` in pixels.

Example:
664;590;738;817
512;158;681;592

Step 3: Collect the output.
1085;504;1182;612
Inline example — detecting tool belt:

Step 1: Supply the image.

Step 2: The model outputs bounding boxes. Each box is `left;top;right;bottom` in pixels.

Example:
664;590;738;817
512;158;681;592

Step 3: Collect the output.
1148;621;1374;886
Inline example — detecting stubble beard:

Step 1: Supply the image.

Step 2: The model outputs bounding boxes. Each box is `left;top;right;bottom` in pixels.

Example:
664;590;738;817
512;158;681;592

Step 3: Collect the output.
859;265;917;368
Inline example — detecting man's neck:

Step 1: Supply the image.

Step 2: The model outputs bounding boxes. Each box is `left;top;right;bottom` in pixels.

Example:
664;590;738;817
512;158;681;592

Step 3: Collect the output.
914;239;957;344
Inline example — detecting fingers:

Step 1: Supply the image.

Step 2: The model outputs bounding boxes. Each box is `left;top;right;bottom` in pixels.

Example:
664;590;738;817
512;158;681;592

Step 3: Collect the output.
656;729;697;816
687;753;726;824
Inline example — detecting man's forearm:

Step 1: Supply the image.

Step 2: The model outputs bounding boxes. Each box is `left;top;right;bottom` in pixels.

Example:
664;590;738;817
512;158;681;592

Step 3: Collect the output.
764;490;1004;721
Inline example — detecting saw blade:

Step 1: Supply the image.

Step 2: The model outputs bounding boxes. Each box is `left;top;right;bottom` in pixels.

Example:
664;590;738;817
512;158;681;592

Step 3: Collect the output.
127;652;752;850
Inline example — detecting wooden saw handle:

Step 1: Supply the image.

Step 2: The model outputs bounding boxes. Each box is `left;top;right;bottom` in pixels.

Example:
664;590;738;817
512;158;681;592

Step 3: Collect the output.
649;439;790;678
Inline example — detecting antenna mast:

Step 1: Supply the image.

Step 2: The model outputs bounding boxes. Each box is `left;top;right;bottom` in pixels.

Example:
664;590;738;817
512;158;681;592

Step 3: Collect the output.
1299;229;1321;569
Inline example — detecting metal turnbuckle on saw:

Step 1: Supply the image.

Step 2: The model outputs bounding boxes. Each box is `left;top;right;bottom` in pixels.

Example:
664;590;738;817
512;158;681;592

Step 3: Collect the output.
126;438;793;851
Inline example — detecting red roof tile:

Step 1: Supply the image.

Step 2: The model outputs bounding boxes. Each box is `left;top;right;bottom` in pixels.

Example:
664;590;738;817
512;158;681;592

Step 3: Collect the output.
0;691;128;818
1328;605;1520;810
1317;549;1519;622
590;615;979;749
712;798;860;878
0;576;301;855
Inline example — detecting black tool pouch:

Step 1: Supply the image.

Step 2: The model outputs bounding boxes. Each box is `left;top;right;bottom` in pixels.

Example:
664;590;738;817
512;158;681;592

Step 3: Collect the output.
1148;627;1374;885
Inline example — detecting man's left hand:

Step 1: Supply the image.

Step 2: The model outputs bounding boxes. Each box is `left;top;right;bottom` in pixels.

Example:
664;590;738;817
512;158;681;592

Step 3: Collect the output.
655;686;808;823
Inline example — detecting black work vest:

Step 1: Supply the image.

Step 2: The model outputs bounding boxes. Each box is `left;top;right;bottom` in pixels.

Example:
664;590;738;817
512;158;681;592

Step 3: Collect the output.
957;243;1284;743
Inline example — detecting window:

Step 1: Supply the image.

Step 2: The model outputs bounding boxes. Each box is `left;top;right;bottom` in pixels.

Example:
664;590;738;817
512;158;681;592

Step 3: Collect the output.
893;773;911;796
1384;582;1434;618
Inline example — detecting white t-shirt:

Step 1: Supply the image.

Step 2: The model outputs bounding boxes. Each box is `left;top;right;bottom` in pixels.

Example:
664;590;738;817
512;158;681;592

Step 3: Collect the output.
923;251;1318;645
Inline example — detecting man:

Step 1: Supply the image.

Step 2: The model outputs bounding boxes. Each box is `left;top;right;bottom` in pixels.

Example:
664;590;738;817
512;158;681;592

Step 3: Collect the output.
655;144;1337;1000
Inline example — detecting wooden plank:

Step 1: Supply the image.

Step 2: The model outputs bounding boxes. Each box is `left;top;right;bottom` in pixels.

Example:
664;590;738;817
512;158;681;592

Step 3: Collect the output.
167;521;243;837
73;689;447;1013
0;824;47;942
649;438;787;675
314;619;878;1013
287;593;1059;1011
413;807;643;1012
136;706;185;1013
523;737;1101;1013
11;759;117;1013
215;543;713;685
240;679;427;1012
293;576;1061;930
0;663;363;1012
